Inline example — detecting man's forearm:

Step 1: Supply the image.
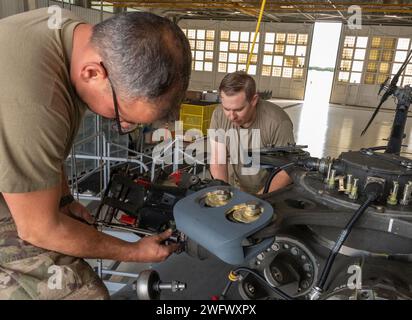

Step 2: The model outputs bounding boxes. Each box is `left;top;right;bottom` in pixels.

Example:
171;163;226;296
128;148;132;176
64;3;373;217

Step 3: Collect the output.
25;213;139;262
210;163;228;182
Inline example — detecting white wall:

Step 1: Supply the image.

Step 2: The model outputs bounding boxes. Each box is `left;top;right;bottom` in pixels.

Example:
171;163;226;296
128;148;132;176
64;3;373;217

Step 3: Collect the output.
179;19;314;100
0;0;26;18
330;25;412;109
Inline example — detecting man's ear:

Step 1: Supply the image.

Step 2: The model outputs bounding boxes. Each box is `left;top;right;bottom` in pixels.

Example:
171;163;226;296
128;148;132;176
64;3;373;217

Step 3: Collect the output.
80;62;107;83
251;93;259;108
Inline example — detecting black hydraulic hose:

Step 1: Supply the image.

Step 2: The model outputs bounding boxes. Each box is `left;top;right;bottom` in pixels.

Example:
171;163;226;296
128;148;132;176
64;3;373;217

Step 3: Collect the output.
220;267;293;300
263;162;295;194
316;194;377;290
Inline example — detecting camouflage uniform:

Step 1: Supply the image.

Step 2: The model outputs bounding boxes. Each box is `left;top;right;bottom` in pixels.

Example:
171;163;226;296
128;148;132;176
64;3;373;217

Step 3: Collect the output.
0;218;109;300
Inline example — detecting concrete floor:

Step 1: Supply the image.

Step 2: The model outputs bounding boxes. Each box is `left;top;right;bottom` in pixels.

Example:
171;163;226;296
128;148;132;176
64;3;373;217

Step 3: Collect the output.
107;99;412;300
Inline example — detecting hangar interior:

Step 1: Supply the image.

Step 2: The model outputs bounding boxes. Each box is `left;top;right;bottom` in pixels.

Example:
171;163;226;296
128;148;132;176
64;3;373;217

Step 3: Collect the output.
1;0;412;300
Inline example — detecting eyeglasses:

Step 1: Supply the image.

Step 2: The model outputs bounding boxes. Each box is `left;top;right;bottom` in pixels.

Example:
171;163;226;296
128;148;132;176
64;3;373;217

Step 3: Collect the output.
100;62;139;135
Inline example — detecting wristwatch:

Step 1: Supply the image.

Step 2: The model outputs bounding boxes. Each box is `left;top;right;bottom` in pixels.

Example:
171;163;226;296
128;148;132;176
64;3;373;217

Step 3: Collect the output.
59;194;75;208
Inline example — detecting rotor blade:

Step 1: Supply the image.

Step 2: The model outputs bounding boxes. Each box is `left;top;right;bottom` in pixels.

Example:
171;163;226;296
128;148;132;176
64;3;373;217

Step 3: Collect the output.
361;93;389;136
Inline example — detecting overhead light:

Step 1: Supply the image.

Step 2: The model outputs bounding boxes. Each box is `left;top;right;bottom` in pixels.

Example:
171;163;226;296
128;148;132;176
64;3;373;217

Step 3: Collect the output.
384;15;399;18
233;11;240;14
280;5;294;8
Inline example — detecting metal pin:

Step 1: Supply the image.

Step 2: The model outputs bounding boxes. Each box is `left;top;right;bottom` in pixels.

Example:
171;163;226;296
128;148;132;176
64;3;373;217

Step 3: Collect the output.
345;174;353;195
349;178;359;200
328;169;336;189
387;181;399;205
338;176;346;192
400;181;412;206
325;162;333;183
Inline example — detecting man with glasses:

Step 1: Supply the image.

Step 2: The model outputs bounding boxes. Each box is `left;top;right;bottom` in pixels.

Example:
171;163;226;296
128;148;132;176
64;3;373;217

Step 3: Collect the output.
210;72;295;194
0;8;191;299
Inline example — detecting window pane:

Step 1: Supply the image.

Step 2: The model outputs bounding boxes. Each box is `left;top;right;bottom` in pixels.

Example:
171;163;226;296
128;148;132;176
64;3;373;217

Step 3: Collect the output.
264;44;274;53
195;61;203;71
272;67;282;77
364;73;375;84
383;38;396;49
350;72;361;83
379;62;390;73
352;61;364;72
342;48;353;59
228;63;237;73
205;51;213;61
248;65;257;75
218;63;227;73
265;32;275;44
356;37;368;48
262;65;271;76
382;50;394;61
204;62;213;72
367;62;378;72
188;29;196;39
273;56;283;66
238;53;248;64
228;53;238;63
206;30;215;40
354;49;366;60
284;57;294;67
395;50;407;63
285;45;295;56
297;34;308;45
287;34;297;44
369;49;380;61
197;29;205;40
397;38;410;50
220;42;228;51
275;45;284;54
338;72;350;82
239;43;249;52
371;37;381;48
276;33;286;44
344;36;356;47
263;55;272;65
229;42;238;51
219;52;227;62
283;67;293;78
293;68;304;79
403;76;412;86
340;60;352;71
196;40;205;50
296;46;306;56
221;31;229;40
195;51;204;61
296;57;305;68
392;63;402;75
206;41;214;51
230;31;239;41
240;32;249;42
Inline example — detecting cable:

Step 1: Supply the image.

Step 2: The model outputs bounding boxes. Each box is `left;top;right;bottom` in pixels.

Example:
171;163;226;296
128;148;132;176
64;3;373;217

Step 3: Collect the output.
220;267;293;300
263;162;295;194
313;182;383;297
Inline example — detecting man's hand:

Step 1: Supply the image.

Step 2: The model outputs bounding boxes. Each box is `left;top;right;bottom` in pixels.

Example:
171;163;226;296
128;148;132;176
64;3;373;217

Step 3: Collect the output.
61;201;95;224
133;229;180;263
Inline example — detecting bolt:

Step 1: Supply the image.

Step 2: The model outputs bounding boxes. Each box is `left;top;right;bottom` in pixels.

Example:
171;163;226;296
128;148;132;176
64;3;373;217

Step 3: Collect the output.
246;283;255;294
257;253;265;261
271;243;280;251
301;280;310;289
400;181;412;206
328;169;336;189
301;255;307;260
303;263;312;272
349;178;359;200
375;205;385;213
283;243;289;249
387;181;399;205
345;174;353;195
291;247;299;255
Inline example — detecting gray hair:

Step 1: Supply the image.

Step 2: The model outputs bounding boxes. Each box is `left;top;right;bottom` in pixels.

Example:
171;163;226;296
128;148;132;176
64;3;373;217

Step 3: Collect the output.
91;12;191;110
